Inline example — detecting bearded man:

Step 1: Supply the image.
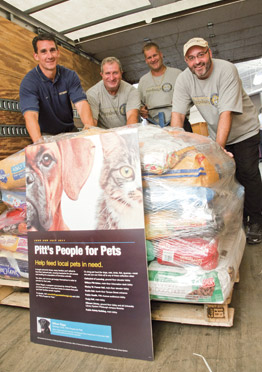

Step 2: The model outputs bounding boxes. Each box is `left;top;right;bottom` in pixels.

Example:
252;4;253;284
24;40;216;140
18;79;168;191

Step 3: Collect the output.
171;37;262;244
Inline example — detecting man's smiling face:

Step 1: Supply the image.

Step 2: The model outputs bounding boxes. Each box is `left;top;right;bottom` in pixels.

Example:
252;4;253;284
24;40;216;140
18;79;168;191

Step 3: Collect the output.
34;40;60;76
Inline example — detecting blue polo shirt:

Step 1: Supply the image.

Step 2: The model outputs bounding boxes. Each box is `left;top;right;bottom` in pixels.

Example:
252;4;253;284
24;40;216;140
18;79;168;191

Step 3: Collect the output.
19;65;87;134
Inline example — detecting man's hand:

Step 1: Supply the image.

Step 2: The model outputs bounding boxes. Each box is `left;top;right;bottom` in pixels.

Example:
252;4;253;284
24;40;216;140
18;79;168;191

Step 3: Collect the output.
222;147;234;158
140;105;149;119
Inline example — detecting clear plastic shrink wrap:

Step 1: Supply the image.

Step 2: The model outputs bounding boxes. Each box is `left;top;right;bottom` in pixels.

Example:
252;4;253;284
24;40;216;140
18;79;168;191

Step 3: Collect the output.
0;150;28;280
138;125;245;304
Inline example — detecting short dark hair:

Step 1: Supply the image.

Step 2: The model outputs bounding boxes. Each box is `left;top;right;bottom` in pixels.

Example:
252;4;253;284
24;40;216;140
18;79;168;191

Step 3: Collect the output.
32;33;58;53
142;42;160;55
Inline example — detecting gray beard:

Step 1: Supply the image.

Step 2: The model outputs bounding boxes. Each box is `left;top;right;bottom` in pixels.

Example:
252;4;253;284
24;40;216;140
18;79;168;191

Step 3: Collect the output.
190;59;213;79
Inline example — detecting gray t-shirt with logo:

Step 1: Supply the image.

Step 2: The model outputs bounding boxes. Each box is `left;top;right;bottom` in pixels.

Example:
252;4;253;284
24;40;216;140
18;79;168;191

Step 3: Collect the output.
138;66;181;124
172;58;259;144
86;80;140;129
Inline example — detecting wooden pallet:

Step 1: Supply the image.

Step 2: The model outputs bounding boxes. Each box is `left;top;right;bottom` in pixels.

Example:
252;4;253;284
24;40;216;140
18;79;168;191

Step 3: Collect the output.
0;274;239;325
151;300;234;327
0;279;29;308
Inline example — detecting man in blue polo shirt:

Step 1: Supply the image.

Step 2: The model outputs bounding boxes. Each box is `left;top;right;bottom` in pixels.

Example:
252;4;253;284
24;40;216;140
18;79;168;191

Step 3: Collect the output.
20;33;94;142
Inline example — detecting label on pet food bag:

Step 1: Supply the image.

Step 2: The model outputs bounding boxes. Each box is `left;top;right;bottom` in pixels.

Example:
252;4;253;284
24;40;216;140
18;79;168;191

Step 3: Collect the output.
0;150;26;190
0;262;21;279
0;169;8;184
0;190;26;209
11;161;26;182
0;235;27;252
157;238;219;270
12;168;25;181
0;235;19;252
16;236;28;253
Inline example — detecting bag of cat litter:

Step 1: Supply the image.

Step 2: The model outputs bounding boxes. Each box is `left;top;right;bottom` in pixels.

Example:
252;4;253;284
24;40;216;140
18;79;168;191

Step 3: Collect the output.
0;149;26;190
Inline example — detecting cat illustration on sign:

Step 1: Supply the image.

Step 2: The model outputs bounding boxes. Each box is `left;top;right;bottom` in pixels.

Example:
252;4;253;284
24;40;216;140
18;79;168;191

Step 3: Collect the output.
97;131;144;230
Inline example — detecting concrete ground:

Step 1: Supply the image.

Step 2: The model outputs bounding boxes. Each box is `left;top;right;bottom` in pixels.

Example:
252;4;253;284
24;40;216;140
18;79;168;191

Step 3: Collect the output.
0;237;261;372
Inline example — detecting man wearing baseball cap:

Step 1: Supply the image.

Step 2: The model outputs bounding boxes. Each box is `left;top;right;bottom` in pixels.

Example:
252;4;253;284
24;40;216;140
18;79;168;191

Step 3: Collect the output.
171;37;262;244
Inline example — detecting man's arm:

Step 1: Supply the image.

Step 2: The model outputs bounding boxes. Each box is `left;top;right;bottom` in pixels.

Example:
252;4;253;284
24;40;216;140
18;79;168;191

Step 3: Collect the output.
24;111;42;143
137;80;148;119
126;109;139;125
74;100;96;129
216;111;232;148
171;112;185;128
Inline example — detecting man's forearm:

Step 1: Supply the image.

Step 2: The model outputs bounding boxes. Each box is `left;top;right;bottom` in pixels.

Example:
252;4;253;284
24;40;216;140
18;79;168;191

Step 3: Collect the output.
171;112;185;128
216;111;232;148
75;100;95;128
24;111;42;143
126;109;139;125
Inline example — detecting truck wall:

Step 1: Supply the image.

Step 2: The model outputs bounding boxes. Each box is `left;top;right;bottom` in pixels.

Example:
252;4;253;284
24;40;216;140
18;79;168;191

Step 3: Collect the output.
0;16;101;160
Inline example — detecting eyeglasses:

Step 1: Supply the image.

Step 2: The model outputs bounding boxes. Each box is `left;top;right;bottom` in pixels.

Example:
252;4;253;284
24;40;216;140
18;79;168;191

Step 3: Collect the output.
186;49;209;62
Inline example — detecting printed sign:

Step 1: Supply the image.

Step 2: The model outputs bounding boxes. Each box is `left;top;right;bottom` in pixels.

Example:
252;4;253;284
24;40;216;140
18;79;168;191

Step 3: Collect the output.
26;128;153;361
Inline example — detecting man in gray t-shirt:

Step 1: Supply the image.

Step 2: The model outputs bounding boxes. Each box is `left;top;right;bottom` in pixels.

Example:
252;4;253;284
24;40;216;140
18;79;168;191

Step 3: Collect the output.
138;42;191;131
171;37;262;244
86;57;140;129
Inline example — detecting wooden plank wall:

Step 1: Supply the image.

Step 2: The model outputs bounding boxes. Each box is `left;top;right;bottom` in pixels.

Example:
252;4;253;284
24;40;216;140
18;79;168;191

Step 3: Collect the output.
0;16;101;160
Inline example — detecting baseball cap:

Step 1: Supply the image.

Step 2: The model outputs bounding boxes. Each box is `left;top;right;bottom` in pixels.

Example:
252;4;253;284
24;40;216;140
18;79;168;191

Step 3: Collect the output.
184;37;209;57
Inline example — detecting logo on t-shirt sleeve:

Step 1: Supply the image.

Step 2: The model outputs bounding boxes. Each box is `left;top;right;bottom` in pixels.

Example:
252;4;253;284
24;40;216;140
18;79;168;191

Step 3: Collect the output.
119;103;127;116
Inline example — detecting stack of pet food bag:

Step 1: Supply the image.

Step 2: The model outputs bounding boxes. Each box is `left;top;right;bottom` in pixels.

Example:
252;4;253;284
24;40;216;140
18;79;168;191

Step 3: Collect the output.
138;125;245;304
0;149;28;282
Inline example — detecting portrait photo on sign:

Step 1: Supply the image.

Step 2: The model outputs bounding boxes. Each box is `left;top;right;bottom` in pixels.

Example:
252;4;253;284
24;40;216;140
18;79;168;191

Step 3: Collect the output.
37;317;51;334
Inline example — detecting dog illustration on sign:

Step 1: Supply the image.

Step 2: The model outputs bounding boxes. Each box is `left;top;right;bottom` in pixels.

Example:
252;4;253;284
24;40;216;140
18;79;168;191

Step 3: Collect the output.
26;137;95;231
